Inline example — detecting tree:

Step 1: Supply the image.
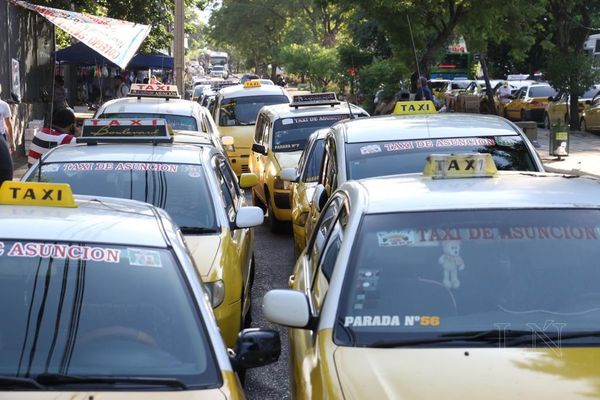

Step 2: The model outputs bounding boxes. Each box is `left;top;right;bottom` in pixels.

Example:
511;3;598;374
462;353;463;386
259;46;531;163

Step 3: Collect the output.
279;44;339;90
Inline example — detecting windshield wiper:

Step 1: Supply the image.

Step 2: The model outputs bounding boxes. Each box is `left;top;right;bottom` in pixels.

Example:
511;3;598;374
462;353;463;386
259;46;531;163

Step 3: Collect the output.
367;329;532;348
36;373;187;389
179;226;218;234
0;376;45;390
505;330;600;347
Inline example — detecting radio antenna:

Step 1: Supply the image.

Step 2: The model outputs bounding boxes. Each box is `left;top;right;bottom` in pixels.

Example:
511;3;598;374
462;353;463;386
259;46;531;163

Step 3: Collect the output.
347;99;356;119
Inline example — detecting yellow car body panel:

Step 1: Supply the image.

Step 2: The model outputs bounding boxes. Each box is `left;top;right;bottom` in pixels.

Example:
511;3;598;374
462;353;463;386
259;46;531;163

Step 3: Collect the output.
546;99;589;126
219;125;255;176
290;180;317;255
504;97;550;120
3;372;245;400
185;229;253;348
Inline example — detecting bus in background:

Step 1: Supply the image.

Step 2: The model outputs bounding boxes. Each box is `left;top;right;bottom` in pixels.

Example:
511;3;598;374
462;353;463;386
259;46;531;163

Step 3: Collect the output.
430;51;473;80
210;51;229;68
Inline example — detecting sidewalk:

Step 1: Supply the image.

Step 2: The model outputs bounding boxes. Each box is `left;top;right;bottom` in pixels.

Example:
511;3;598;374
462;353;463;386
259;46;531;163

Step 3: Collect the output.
535;128;600;178
12;151;28;180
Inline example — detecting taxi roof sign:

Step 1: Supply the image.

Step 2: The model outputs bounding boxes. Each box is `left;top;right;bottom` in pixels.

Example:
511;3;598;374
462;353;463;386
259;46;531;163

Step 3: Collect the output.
423;153;497;179
0;181;77;208
393;100;437;115
290;92;340;108
128;84;180;99
243;80;262;88
79;118;173;144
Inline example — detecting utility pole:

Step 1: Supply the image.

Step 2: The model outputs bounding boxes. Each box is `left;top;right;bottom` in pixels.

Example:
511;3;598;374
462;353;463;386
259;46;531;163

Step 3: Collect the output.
174;0;184;95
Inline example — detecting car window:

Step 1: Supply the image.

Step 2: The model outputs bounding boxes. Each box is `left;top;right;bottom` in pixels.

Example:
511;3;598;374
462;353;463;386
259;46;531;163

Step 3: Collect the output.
528;86;557;98
218;95;289;126
345;135;538;179
309;196;343;277
323;137;338;195
0;241;220;387
302;139;325;183
582;87;600;99
213;159;236;223
218;157;240;205
100;113;198;131
31;162;218;232
334;209;600;348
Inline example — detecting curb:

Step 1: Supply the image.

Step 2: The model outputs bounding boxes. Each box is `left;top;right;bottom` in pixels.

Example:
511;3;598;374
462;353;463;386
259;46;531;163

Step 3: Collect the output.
543;164;600;179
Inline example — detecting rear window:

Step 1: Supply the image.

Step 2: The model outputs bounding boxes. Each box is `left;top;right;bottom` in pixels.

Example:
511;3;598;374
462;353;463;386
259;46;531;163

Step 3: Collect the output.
100;113;198;131
28;162;218;233
346;136;537;179
218;95;289;126
528;86;557;98
0;241;220;388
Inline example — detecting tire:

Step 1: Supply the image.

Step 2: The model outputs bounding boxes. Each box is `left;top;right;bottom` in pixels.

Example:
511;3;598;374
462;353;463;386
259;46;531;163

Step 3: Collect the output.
544;113;551;130
266;190;285;234
580;118;587;132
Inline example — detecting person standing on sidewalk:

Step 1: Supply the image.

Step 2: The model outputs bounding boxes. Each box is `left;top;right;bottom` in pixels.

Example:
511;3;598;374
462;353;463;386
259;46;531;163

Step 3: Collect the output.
28;109;79;166
0;137;13;185
0;84;16;154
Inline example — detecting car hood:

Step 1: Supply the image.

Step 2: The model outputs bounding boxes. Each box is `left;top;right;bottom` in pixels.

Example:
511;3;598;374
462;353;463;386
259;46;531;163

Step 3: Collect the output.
184;234;221;277
274;151;303;169
334;346;600;399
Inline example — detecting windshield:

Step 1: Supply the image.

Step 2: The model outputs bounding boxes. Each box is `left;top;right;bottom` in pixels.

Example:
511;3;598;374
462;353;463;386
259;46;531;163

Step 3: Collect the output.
28;162;218;232
346;136;537;179
528;86;557;98
302;139;325;182
100;113;197;131
218;95;289;126
273;115;348;152
335;210;600;348
0;241;220;387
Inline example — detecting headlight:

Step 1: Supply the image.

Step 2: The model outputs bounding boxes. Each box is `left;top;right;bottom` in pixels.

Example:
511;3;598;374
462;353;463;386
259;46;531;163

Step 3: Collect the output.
297;211;308;226
205;280;225;308
274;176;290;190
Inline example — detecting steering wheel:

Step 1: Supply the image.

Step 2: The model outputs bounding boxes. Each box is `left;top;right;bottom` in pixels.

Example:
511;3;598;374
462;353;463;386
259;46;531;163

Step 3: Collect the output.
79;326;159;348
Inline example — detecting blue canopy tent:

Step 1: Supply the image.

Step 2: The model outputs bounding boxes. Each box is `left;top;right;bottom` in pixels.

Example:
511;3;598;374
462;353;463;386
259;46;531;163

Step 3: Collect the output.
55;42;173;69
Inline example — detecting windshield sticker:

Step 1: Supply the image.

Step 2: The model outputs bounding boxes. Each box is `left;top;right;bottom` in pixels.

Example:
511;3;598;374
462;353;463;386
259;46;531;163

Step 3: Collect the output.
273;143;302;151
43;164;61;173
281;118;294;125
127;248;162;268
344;315;401;327
365;137;497;156
360;144;382;155
185;166;202;178
403;315;441;327
4;242;121;263
377;230;416;247
291;115;347;124
60;162;179;173
494;136;520;147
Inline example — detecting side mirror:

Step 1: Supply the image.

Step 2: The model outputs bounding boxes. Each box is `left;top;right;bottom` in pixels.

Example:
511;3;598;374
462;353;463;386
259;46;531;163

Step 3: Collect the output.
239;173;258;188
235;206;264;228
221;136;235;146
252;143;267;155
280;167;298;182
263;289;311;328
230;328;281;370
313;184;328;213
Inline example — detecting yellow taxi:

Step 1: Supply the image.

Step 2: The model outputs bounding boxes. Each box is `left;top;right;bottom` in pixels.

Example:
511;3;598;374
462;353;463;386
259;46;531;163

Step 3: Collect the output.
503;82;557;122
545;84;600;129
283;128;328;255
213;80;290;176
0;181;280;397
263;154;600;399
249;93;367;232
23;119;264;348
581;91;600;132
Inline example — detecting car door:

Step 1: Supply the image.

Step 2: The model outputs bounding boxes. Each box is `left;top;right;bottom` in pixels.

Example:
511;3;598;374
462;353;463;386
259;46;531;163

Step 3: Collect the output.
586;95;600;130
306;134;337;240
289;195;347;399
506;87;523;119
251;114;269;203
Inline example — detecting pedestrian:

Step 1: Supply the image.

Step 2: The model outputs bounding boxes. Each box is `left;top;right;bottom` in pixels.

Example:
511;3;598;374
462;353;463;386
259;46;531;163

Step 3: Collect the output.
0;84;16;154
498;81;512;102
114;76;129;98
0;137;12;185
53;75;70;111
28;108;79;166
415;76;433;101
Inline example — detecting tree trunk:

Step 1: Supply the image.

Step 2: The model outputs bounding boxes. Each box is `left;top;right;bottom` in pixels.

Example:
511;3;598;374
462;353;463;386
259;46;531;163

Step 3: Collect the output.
481;55;497;115
270;64;278;82
569;91;580;130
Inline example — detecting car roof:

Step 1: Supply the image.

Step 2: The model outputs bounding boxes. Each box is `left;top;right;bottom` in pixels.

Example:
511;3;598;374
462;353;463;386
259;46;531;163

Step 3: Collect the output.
260;102;367;120
98;97;198;117
345;173;600;214
39;142;207;164
336;114;521;143
218;83;289;99
0;195;170;246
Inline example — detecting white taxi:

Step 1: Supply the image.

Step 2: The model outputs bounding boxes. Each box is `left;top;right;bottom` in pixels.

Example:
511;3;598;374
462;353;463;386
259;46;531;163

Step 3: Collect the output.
0;181;280;397
263;154;600;399
23;119;263;348
306;101;545;244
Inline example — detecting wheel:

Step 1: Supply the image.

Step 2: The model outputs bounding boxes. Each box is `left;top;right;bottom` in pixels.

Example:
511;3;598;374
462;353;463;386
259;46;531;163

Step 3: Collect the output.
580;118;587;132
266;191;285;234
252;189;266;213
544;113;550;130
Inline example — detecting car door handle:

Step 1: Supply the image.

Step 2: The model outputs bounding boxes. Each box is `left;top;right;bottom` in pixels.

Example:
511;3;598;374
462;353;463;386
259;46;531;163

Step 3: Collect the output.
288;274;296;288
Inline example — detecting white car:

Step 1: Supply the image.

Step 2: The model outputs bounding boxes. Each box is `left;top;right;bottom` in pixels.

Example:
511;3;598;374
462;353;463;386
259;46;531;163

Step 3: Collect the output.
210;65;229;79
0;180;280;396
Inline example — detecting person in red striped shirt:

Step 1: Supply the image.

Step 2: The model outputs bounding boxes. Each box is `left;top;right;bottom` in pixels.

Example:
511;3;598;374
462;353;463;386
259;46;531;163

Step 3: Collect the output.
28;109;80;166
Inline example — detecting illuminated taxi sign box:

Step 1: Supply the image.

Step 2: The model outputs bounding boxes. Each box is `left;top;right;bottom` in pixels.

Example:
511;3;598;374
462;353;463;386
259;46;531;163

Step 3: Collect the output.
291;92;340;109
393;100;437;115
128;84;180;99
0;181;77;208
243;80;262;88
79;119;172;144
423;153;497;179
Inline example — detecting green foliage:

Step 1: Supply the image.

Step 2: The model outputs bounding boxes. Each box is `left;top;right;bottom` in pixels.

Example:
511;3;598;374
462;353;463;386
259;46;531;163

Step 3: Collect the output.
280;44;340;91
545;50;599;97
359;58;408;101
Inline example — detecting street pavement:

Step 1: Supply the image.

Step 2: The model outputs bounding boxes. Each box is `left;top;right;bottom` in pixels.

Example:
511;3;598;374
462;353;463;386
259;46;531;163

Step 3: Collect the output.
535;128;600;178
